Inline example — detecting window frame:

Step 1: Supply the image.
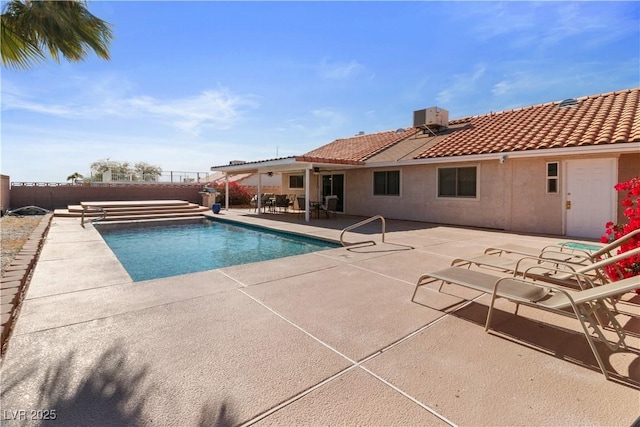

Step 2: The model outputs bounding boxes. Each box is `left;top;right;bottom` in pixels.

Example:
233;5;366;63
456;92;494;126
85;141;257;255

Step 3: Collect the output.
546;162;559;194
372;170;401;197
288;174;304;189
436;165;479;199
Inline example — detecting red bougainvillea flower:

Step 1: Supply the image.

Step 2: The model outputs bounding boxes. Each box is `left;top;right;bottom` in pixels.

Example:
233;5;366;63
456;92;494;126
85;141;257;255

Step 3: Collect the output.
601;176;640;293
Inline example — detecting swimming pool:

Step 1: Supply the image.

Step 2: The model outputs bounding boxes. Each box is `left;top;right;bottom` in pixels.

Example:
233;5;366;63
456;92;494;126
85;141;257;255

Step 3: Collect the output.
96;219;338;281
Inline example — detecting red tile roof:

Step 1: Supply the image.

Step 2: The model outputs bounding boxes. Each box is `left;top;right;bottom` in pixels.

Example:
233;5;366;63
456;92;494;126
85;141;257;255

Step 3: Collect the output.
302;88;639;163
416;88;640;158
303;128;420;162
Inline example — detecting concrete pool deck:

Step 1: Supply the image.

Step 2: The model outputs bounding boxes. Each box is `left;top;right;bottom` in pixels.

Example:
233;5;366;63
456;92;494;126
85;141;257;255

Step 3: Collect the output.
1;210;639;426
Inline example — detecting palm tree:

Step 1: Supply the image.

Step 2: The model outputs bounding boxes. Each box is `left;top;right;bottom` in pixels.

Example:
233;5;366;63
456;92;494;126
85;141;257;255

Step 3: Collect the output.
66;172;83;183
1;0;113;69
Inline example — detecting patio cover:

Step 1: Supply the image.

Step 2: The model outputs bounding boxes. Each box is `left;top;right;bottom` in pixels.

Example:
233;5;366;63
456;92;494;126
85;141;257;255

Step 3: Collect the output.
210;156;364;222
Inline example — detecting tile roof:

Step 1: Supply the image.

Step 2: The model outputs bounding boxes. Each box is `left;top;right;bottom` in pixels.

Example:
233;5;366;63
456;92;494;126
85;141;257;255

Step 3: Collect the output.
416;88;640;158
301;88;640;163
303;128;421;162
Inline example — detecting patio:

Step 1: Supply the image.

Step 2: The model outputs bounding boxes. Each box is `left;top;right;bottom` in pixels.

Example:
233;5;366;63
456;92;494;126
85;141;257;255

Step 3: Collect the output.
1;209;638;426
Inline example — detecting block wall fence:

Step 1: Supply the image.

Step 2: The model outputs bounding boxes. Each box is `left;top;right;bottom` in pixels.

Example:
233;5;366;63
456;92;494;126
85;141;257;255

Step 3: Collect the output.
8;183;204;211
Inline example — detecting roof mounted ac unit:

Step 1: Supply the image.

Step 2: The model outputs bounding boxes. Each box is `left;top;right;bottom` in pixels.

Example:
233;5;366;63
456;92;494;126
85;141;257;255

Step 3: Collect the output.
413;107;449;129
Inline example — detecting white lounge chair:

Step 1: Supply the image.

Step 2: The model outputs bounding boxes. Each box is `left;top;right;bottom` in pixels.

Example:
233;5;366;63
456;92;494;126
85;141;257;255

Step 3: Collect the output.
452;241;640;290
484;229;640;262
411;264;640;379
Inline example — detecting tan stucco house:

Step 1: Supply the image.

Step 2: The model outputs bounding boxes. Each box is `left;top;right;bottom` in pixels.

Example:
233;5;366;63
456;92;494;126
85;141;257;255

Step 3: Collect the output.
211;88;640;239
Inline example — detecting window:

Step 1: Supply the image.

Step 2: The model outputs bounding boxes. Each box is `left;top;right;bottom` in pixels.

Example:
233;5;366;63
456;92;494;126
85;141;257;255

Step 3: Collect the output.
373;170;400;196
546;162;558;193
438;167;477;198
289;175;303;189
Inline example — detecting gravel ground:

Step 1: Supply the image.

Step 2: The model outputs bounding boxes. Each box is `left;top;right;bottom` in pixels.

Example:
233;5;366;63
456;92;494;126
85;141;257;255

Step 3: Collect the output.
1;215;45;275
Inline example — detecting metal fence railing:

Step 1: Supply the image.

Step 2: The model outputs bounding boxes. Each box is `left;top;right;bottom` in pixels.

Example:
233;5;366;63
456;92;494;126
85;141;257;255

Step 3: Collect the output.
87;171;211;184
11;171;213;187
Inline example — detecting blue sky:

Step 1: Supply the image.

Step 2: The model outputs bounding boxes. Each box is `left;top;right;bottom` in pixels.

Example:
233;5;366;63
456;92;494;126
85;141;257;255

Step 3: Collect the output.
2;1;638;183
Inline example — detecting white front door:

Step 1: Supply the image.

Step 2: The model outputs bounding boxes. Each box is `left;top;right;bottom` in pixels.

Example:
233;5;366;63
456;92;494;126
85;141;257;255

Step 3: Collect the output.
565;158;616;239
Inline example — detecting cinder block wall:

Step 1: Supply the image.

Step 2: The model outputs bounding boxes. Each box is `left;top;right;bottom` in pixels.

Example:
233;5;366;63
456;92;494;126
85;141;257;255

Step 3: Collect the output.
9;183;203;211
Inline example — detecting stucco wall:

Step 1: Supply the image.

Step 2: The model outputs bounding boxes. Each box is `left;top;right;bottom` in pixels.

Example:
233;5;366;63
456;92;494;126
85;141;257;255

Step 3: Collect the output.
346;161;514;229
281;172;322;201
344;158;568;235
506;158;564;235
9;183;203;211
343;154;637;235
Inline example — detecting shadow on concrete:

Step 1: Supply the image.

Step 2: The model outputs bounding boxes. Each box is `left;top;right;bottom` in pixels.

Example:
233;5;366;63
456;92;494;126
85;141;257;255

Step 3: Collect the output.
452;301;640;389
38;345;147;426
8;344;150;426
2;343;243;426
345;241;415;253
198;400;239;427
225;212;441;234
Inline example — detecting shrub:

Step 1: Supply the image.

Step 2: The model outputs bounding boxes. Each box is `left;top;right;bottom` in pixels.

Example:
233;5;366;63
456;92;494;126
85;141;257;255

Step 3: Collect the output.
211;182;251;206
601;177;640;283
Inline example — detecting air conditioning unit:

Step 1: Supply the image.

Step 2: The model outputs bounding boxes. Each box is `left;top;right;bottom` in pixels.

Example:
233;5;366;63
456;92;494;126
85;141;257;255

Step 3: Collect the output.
413;107;449;129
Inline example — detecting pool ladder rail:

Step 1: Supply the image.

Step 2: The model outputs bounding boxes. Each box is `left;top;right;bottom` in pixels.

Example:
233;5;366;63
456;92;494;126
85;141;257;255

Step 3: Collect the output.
340;215;386;247
81;205;106;228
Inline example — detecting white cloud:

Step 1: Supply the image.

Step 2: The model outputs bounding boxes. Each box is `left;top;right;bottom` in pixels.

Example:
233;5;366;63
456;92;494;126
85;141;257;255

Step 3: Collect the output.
2;78;257;135
465;2;636;50
126;89;256;134
436;64;486;105
280;107;348;140
318;58;366;80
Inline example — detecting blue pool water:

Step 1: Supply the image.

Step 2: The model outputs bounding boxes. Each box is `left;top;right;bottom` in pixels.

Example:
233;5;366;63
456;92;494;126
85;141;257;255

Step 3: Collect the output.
97;219;338;281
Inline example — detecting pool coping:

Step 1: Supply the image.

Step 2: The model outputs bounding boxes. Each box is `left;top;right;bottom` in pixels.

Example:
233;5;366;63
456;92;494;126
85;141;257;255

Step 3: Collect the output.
95;215;341;282
0;213;53;358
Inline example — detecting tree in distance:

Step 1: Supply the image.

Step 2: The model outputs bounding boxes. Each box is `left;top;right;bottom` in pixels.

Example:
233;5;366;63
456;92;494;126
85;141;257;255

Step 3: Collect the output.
66;172;84;183
90;159;163;182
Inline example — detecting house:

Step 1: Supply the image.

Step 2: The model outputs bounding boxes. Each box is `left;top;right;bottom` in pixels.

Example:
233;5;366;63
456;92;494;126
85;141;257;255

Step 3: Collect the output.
211;88;640;238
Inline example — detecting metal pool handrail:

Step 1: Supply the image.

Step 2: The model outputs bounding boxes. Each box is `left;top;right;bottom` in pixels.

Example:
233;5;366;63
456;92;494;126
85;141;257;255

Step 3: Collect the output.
81;205;106;228
340;215;385;247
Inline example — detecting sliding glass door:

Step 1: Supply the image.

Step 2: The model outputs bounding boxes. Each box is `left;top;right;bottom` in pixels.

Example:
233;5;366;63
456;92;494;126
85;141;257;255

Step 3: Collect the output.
321;174;344;212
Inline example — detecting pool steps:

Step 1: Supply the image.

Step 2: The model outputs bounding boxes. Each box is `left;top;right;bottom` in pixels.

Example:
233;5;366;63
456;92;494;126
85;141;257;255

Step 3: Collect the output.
53;200;209;222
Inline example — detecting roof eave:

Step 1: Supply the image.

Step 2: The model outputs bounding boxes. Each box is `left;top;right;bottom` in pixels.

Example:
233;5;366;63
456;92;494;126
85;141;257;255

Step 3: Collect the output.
210;156;365;174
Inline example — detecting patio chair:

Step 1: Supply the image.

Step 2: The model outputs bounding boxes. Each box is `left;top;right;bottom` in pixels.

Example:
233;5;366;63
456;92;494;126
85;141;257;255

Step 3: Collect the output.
261;193;275;213
274;194;290;212
249;195;258;212
484;228;640;262
451;246;640;291
296;196;306;218
411;262;640;379
320;195;338;218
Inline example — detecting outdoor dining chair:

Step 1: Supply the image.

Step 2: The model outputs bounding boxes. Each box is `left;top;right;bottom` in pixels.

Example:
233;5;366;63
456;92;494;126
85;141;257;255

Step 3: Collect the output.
320;195;338;218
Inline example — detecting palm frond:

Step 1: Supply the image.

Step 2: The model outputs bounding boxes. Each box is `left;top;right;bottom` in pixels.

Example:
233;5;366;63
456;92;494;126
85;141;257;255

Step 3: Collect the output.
1;13;46;69
1;0;113;69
